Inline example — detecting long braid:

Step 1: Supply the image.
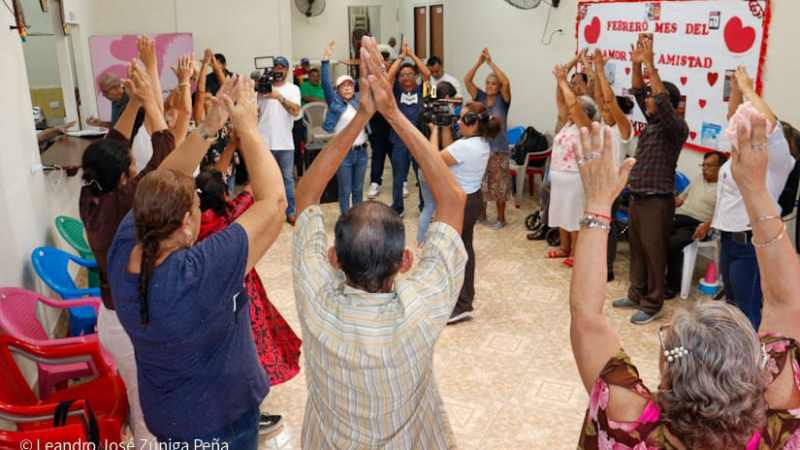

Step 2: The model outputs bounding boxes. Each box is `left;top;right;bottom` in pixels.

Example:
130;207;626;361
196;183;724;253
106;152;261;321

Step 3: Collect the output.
133;169;197;326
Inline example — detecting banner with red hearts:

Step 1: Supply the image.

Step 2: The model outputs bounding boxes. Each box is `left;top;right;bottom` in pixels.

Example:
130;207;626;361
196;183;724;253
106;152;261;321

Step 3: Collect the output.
576;0;770;153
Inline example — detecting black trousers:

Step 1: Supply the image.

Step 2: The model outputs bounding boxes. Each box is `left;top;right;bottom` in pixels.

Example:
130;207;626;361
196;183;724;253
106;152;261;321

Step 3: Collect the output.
453;190;484;315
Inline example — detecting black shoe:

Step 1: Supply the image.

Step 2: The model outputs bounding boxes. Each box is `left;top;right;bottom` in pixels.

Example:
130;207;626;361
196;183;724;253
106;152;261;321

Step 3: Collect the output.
259;414;283;435
527;227;547;240
664;287;677;300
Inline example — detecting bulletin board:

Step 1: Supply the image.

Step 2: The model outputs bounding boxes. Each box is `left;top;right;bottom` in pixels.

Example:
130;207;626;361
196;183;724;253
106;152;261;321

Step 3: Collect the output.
88;33;194;121
575;0;770;152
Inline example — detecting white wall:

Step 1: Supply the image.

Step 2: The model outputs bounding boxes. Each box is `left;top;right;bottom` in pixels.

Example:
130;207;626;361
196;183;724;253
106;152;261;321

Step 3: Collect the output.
399;0;800;179
291;0;400;64
20;0;60;88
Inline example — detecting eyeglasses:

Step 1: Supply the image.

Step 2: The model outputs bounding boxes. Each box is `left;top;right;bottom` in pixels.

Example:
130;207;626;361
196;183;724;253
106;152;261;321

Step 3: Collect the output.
399;73;416;78
699;163;720;169
658;324;671;353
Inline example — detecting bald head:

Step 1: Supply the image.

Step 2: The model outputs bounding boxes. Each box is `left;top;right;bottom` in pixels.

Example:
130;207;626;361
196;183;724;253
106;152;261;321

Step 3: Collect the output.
334;201;406;292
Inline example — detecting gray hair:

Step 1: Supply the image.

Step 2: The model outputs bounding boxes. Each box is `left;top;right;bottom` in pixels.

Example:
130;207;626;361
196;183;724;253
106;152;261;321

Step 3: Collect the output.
577;95;600;122
486;72;503;90
98;72;120;91
657;302;766;450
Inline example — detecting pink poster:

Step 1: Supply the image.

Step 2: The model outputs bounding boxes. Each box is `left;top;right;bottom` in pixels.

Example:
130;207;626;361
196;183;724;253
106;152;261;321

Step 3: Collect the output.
88;33;194;121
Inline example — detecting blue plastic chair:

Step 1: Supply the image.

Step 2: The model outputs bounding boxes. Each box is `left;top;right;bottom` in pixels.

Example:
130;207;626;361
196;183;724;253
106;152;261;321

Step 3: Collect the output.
507;126;525;147
675;171;690;194
31;247;99;336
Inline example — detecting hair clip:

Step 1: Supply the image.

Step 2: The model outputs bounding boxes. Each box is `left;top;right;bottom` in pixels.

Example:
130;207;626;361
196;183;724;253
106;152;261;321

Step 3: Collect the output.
663;346;690;363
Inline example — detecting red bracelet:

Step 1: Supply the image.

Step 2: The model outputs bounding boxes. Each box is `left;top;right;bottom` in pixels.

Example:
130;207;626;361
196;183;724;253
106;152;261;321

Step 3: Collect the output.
584;211;612;221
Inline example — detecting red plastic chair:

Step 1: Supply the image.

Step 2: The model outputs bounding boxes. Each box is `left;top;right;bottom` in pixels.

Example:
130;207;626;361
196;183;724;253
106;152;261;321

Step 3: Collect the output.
0;399;101;450
0;335;128;444
0;288;116;399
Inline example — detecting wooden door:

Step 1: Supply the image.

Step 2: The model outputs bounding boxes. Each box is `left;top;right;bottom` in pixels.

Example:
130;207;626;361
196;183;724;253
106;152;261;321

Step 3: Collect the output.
429;4;444;60
414;6;427;59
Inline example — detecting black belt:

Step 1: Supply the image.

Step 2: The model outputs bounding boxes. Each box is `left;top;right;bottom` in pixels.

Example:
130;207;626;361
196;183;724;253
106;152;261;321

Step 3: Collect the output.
722;230;752;244
352;143;367;151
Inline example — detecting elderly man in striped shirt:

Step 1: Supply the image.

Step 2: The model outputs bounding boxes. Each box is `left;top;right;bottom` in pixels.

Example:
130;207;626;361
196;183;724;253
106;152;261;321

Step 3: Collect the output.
292;36;468;450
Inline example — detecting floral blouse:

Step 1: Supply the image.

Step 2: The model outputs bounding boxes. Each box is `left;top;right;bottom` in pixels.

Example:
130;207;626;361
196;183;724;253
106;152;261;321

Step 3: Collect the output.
578;335;800;450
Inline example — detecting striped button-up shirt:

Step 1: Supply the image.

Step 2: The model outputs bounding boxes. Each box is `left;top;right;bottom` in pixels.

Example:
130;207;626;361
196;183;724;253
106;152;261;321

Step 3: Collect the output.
292;206;467;450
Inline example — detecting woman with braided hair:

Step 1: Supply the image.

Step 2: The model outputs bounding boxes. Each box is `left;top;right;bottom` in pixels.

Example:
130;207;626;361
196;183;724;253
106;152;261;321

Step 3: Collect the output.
108;75;287;448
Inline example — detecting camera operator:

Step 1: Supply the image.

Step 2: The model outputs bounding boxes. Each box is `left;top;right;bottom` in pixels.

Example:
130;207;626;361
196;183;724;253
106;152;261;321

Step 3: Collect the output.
417;81;460;254
257;56;302;225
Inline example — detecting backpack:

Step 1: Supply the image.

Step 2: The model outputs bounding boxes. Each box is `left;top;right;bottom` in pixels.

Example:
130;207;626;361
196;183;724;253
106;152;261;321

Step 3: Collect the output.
777;122;800;219
513;126;549;166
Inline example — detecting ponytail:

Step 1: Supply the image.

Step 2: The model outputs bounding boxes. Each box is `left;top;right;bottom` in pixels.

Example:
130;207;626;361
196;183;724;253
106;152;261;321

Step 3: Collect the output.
463;101;503;140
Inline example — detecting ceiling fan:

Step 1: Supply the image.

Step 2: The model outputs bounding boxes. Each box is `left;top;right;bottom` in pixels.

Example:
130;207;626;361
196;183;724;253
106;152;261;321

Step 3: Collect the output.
503;0;547;9
295;0;326;18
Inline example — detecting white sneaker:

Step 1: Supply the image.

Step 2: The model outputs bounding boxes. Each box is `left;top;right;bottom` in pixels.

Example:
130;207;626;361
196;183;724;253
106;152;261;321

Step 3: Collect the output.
367;182;380;199
403;181;410;198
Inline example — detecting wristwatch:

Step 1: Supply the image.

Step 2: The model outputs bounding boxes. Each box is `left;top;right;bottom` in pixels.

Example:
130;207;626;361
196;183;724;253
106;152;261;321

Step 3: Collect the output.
197;122;216;142
579;215;611;232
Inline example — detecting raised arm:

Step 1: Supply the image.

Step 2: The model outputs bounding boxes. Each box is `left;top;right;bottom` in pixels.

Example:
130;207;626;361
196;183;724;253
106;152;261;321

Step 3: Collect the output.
570;124;636;392
137;36;164;115
734;66;777;126
553;64;569;127
463;51;486;99
630;39;645;90
193;49;213;124
730;113;800;410
124;60;167;137
210;55;226;87
158;76;235;175
111;63;144;140
404;39;431;83
594;49;631;140
362;37;465;232
556;65;592;129
221;78;287;273
641;39;688;142
214;128;238;174
320;40;338;106
169;53;195;146
484;48;511;103
386;43;407;82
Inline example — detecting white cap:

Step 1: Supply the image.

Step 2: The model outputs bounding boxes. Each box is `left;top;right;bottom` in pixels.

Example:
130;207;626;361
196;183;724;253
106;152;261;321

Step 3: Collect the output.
336;75;354;88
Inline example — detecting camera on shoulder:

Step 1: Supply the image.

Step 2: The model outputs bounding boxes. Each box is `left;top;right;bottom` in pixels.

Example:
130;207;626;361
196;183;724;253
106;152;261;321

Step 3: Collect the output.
253;56;286;95
421;84;461;127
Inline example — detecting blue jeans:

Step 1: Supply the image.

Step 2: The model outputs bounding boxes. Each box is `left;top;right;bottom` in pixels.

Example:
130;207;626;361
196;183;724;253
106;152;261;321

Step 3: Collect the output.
416;176;435;243
156;407;260;450
390;143;411;214
336;144;368;213
271;150;296;217
720;231;762;329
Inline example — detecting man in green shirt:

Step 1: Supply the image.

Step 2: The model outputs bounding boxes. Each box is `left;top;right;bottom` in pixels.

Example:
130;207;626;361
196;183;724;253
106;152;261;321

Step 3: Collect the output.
300;68;325;105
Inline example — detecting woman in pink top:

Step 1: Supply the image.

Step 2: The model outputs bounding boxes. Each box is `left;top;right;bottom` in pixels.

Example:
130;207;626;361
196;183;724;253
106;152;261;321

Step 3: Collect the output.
569;117;800;450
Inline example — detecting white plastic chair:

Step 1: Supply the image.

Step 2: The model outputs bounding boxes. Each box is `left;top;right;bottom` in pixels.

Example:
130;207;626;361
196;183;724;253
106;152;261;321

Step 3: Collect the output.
301;103;334;143
680;232;721;299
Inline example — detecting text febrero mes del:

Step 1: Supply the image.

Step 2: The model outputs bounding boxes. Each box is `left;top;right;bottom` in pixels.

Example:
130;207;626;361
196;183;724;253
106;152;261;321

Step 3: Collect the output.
606;21;714;36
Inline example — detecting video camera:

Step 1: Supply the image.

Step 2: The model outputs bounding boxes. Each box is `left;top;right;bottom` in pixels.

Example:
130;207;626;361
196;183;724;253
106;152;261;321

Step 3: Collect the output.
421;84;461;127
254;56;285;95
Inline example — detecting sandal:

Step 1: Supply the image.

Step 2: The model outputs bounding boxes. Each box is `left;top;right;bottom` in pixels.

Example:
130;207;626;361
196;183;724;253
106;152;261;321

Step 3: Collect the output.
563;256;574;267
475;216;488;224
491;221;506;230
546;248;570;259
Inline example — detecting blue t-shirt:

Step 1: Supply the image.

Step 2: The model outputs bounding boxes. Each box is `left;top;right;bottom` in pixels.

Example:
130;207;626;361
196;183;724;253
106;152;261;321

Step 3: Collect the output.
475;89;510;153
390;81;424;146
108;212;269;440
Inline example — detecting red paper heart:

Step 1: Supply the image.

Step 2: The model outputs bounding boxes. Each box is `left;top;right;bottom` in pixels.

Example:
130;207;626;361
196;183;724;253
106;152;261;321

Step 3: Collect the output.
724;17;756;53
690;131;697;140
707;72;719;87
699;99;707;109
680;77;688;85
625;67;631;75
584;17;601;44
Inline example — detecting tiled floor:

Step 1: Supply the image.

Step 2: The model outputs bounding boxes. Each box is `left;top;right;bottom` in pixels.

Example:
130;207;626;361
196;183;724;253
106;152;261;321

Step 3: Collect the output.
255;175;715;449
